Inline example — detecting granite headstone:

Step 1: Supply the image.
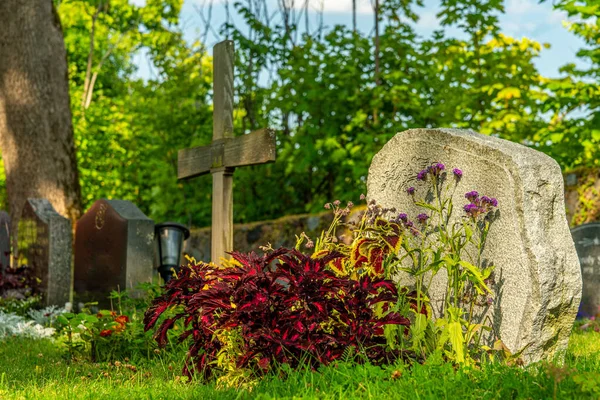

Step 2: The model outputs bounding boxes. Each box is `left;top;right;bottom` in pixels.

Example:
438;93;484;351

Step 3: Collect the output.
367;128;582;364
571;223;600;318
16;199;72;306
74;199;154;305
0;211;10;272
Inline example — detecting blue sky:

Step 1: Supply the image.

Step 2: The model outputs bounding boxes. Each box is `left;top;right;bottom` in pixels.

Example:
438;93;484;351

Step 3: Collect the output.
135;0;586;79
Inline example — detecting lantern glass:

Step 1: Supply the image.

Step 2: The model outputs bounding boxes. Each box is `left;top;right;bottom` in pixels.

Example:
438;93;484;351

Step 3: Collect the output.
158;228;185;266
155;222;190;282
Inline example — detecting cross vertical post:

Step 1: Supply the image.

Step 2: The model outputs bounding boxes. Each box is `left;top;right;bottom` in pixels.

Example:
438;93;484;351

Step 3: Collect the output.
211;41;235;264
177;40;277;266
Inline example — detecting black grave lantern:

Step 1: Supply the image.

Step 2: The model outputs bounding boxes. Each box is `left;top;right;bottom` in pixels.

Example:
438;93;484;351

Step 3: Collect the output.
155;222;190;283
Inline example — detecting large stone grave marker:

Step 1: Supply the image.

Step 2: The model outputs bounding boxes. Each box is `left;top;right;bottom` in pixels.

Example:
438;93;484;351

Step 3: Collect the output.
17;199;71;306
571;223;600;318
367;128;582;364
0;211;10;272
74;199;154;304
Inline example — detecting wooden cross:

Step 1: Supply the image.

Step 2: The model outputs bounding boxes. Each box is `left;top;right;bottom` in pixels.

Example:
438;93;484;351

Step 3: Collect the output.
177;40;276;265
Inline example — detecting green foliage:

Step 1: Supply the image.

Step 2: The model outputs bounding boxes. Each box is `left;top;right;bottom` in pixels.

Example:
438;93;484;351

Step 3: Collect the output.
0;1;593;225
535;0;600;169
223;0;559;224
56;0;214;226
0;296;42;317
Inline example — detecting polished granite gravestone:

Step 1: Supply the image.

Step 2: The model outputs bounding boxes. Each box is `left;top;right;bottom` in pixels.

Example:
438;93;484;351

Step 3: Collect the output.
17;199;72;306
571;223;600;318
367;128;582;364
0;211;10;272
74;199;154;305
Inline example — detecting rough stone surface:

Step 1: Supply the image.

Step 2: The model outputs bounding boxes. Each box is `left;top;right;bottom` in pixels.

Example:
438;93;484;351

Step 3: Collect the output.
367;128;582;364
17;199;72;306
571;223;600;318
74;199;154;306
0;211;10;272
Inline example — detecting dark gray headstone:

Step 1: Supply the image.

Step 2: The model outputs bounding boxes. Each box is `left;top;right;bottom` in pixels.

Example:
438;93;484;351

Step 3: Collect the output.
74;199;154;305
17;199;72;306
571;223;600;318
0;211;10;272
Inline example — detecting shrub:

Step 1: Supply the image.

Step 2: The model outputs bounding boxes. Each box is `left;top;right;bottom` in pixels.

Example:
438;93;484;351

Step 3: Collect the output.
144;248;410;381
0;266;40;304
55;306;157;362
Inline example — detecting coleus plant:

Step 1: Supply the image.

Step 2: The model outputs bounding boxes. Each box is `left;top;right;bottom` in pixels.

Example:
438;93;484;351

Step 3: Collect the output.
0;265;40;299
143;248;410;380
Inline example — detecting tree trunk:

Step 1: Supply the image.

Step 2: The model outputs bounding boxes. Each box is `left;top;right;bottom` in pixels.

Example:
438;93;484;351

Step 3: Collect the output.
353;0;357;32
0;1;82;246
374;0;381;86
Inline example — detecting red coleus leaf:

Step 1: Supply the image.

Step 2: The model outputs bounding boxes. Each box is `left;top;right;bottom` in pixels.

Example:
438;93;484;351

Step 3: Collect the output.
312;302;325;313
143;303;169;331
155;318;176;347
382;234;401;251
258;357;270;371
368;247;385;275
294;320;305;333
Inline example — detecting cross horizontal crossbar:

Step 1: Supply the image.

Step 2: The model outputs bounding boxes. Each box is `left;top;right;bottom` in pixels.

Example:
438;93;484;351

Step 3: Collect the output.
177;128;277;180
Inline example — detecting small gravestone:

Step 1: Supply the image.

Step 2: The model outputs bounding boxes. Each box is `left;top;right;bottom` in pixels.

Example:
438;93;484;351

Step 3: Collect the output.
571;223;600;318
367;128;582;364
16;199;72;306
74;199;154;305
0;211;10;272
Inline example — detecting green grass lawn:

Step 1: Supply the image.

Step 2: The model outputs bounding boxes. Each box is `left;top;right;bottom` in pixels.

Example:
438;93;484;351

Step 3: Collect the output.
1;329;599;399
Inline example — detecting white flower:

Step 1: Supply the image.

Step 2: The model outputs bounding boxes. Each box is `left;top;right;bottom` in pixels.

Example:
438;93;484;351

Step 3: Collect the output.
0;311;56;341
27;305;66;327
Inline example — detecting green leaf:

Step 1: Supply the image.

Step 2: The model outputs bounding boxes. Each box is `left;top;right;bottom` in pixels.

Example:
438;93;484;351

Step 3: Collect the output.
448;321;465;363
458;260;492;294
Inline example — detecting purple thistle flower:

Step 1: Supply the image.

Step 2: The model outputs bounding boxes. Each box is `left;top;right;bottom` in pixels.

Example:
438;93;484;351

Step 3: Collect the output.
406;187;416;195
397;213;408;222
430;163;445;175
480;196;499;210
465;191;479;202
416;170;427;181
405;220;414;228
464;203;480;216
417;213;429;223
453;168;463;179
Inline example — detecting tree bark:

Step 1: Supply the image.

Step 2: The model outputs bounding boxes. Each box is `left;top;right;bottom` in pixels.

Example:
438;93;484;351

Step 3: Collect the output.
353;0;357;32
0;1;82;243
374;0;381;86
